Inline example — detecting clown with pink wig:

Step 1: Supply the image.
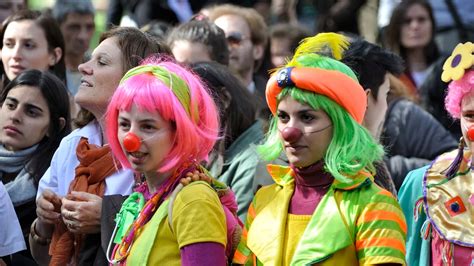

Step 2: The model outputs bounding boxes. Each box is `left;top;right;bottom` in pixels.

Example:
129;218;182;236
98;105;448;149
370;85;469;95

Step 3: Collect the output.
399;42;474;266
104;57;240;265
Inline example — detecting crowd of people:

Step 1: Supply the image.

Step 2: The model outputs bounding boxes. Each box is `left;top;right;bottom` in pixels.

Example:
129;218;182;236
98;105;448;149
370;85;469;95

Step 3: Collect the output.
0;0;473;265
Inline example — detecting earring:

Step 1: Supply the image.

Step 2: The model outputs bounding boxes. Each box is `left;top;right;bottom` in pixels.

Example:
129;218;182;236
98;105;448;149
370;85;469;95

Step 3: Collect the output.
444;137;465;179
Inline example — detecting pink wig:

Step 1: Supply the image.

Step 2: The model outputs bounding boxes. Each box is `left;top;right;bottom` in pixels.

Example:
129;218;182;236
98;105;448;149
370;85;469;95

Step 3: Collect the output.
445;70;474;119
106;57;219;172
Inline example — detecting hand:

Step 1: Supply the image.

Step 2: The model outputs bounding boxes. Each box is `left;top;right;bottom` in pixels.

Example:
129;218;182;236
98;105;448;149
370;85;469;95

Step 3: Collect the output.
36;189;62;225
61;191;102;234
180;170;212;186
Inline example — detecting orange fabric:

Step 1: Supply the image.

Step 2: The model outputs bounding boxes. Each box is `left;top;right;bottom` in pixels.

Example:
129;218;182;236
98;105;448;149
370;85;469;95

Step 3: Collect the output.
378;189;394;197
358;210;408;233
356;237;406;254
247;204;256;222
49;138;120;266
266;67;367;124
398;73;419;101
233;250;247;264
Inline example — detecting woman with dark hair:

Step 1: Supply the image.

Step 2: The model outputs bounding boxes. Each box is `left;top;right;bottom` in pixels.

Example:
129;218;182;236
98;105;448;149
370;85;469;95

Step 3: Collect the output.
384;0;439;94
191;61;272;221
0;69;71;265
1;9;66;88
31;27;170;265
383;0;458;137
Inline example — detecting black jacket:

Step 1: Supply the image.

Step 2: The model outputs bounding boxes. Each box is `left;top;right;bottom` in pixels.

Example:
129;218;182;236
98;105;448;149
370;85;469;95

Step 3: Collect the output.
418;55;462;138
106;0;179;28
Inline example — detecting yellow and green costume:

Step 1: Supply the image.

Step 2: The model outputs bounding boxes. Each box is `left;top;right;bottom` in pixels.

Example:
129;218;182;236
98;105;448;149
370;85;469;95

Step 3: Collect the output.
234;164;407;265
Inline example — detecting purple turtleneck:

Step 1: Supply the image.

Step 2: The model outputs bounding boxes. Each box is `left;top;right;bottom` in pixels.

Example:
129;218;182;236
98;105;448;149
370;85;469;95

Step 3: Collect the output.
289;160;334;215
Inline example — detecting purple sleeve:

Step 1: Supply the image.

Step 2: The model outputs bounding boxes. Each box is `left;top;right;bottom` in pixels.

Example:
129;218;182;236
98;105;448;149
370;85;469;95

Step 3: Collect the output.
180;242;226;266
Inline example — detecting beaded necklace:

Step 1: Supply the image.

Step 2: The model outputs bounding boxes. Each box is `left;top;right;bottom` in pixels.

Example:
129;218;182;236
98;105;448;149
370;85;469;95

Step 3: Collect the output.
110;163;195;263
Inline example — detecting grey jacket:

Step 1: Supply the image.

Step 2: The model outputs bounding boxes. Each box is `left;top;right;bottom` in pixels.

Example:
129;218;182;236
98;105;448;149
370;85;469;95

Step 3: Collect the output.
381;98;458;189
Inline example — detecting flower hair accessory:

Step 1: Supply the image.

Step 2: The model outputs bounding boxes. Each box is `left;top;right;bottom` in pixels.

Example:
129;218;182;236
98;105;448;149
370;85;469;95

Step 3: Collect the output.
441;42;474;82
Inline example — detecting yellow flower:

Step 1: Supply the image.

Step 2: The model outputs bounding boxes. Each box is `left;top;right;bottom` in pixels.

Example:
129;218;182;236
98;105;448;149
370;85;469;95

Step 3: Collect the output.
441;42;474;82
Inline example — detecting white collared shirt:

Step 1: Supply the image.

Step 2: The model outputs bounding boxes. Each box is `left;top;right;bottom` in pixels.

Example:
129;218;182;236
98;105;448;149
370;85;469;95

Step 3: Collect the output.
37;120;134;198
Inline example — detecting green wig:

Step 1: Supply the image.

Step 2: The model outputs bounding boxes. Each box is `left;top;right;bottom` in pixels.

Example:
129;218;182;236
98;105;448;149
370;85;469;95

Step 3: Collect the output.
259;34;384;182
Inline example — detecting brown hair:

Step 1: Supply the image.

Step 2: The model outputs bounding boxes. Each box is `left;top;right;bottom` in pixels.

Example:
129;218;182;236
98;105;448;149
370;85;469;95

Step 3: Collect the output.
1;10;66;85
270;23;311;54
74;27;171;127
387;74;417;103
207;4;268;48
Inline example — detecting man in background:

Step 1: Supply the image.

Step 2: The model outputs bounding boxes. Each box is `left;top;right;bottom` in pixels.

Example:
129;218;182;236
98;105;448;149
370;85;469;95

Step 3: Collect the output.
208;4;269;116
53;0;95;96
0;0;26;23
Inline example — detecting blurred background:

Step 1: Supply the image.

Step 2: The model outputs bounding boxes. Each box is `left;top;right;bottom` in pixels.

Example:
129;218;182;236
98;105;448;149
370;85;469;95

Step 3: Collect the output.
29;0;107;49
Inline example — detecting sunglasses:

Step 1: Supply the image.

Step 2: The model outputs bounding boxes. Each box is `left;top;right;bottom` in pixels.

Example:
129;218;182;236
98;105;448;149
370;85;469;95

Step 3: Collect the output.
226;32;250;47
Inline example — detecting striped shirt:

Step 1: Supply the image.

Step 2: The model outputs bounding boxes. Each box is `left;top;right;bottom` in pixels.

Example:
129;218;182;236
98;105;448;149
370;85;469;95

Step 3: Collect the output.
234;164;407;265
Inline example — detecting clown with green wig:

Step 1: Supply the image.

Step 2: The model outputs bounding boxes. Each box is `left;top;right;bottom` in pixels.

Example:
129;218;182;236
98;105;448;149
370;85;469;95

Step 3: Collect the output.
233;33;407;265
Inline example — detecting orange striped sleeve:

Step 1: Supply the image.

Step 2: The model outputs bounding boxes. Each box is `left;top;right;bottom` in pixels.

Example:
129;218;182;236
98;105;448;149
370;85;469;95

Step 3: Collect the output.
356;237;406;254
359;210;407;233
355;189;407;265
233;249;248;264
233;198;257;265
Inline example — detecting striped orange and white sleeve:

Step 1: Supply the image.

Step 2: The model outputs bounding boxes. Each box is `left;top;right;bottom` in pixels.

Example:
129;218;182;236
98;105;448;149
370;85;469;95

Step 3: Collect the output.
355;189;407;265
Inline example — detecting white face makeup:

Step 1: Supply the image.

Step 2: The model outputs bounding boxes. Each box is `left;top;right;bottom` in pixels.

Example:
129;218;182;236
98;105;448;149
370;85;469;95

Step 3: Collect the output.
460;91;474;149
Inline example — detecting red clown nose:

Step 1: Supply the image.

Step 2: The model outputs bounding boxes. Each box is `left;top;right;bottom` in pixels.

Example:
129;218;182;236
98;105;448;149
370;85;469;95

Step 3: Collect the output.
467;126;474;142
281;127;303;142
123;132;141;152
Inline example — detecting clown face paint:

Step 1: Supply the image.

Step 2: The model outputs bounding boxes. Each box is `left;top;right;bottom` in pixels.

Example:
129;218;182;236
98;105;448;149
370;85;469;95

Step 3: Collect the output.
461;90;474;149
277;96;333;167
117;105;174;178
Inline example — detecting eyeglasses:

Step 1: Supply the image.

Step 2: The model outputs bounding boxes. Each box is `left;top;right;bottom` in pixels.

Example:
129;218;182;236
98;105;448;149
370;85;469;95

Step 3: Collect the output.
226;32;250;48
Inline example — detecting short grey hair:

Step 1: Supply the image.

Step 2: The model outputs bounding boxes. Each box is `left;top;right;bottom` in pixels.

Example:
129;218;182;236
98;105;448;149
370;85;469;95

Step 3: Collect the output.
52;0;95;24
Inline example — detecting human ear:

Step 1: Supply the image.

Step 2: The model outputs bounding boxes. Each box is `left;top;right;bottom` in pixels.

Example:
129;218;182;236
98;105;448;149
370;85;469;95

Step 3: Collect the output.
58;117;66;131
46;117;66;138
252;44;264;61
220;87;232;111
365;88;372;97
365;88;372;110
49;47;63;66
